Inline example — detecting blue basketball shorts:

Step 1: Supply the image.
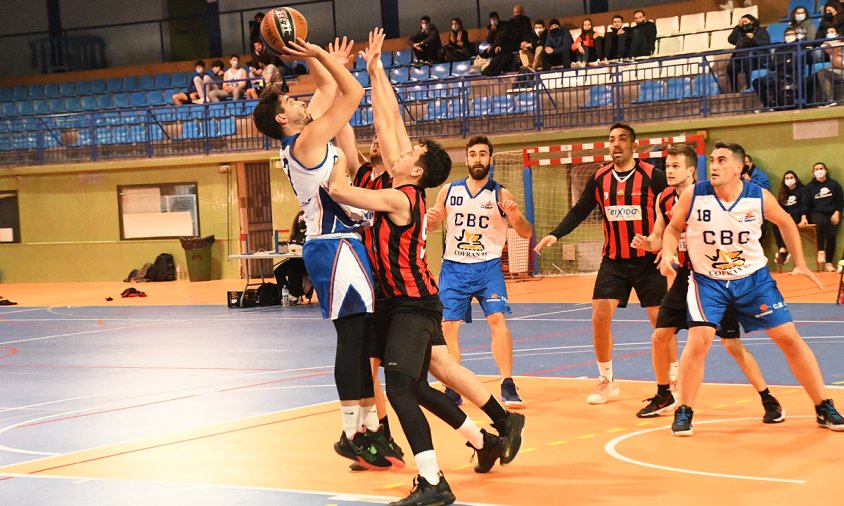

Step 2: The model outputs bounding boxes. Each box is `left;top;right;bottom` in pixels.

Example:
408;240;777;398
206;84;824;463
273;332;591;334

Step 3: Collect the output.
303;235;374;320
438;258;510;323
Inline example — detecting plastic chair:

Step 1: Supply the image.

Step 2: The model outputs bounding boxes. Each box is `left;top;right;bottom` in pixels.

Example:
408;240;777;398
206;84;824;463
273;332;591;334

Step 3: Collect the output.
96;94;115;109
13;85;28;100
450;60;473;77
584;85;613;107
394;49;413;67
63;97;83;112
81;95;98;110
74;81;92;95
154;73;171;89
27;84;45;99
106;78;122;93
633;80;666;103
58;82;75;97
410;65;431;81
138;75;156;91
129;92;147;108
389;67;412;84
430;63;451;79
121;76;140;91
666;77;694;99
44;83;60;98
353;70;370;87
90;79;107;94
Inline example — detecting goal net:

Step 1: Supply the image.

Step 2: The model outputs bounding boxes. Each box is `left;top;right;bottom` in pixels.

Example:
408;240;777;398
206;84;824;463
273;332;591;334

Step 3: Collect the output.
493;134;705;276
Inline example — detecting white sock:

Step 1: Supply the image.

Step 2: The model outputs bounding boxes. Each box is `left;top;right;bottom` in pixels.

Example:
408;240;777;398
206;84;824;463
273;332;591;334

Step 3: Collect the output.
414;450;441;485
360;403;379;432
598;361;613;382
669;362;679;382
457;415;484;449
341;405;360;438
779;247;787;253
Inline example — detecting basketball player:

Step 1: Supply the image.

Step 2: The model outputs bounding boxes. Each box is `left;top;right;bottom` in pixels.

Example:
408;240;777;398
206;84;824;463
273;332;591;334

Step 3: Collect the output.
659;141;844;436
251;37;392;469
426;135;534;408
630;144;784;422
535;123;667;404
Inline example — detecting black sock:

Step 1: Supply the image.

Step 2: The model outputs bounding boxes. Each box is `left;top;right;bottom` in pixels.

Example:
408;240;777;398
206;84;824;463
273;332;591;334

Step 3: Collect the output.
481;396;509;427
758;388;773;401
380;416;391;439
657;384;671;396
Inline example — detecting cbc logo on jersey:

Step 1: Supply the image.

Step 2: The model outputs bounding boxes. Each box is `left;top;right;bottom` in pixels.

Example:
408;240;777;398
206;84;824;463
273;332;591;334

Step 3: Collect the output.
755;301;785;319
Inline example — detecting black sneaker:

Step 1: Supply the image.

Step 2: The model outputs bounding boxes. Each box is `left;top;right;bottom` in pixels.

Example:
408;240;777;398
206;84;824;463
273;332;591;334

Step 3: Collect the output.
816;399;844;431
349;462;367;472
388;473;456;506
671;405;694;436
493;412;525;465
762;396;785;423
466;429;508;473
501;377;524;408
368;425;406;468
636;392;677;418
444;386;463;406
333;431;391;471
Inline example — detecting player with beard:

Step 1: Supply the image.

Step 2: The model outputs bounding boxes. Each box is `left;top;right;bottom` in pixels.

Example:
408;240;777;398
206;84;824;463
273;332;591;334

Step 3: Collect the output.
427;135;534;407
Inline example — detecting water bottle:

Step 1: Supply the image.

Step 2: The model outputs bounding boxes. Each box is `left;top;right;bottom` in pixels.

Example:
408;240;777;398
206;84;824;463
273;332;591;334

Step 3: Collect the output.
175;265;182;281
281;285;290;308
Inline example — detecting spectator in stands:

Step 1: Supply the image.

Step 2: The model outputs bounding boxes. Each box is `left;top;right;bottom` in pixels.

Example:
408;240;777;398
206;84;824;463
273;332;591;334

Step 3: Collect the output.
602;15;629;61
818;26;844;105
208;55;251;102
408;15;442;64
542;18;574;69
753;28;799;110
193;60;225;104
572;18;600;67
442;17;474;62
806;162;844;271
519;19;547;71
172;60;206;105
627;10;657;58
818;1;844;40
773;170;809;265
787;5;817;41
249;12;264;46
510;4;534;58
481;11;502;57
482;15;517;76
249;39;289;93
726;14;771;92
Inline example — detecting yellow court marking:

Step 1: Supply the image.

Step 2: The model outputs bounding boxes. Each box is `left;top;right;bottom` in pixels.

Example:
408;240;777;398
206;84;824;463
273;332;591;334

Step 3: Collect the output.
577;434;596;440
635;421;653;426
450;464;473;471
713;403;729;408
735;399;750;404
833;381;844;385
520;447;537;453
548;440;567;446
783;389;799;394
383;482;405;490
606;428;625;433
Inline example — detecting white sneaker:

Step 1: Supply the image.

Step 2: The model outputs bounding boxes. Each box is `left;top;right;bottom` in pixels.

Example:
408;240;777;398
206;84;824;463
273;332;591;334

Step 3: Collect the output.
818;251;826;265
586;376;620;404
825;262;836;272
670;378;679;395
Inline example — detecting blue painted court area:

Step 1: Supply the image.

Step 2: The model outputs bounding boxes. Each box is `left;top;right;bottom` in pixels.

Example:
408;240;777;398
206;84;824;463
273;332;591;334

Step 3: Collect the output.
1;302;842;505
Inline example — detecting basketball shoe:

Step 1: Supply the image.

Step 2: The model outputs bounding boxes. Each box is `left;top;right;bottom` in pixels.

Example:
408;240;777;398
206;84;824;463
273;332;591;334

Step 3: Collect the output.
671;405;694;436
389;473;456;506
762;396;785;424
501;377;524;408
636;392;677;418
466;429;508;473
816;399;844;431
334;431;391;471
493;412;525;464
586;376;620;404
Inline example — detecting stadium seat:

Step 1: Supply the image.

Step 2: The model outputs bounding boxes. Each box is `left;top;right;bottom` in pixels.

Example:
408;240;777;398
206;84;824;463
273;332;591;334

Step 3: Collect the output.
58;82;75;97
584;85;613;107
176;104;204;121
145;90;166;106
0;88;14;102
154;73;171;89
424;98;461;120
410;64;430;81
96;94;114;109
390;67;412;84
513;93;537;113
655;16;680;37
394;49;413;67
350;107;373;127
106;78;122;93
1;102;16;116
731;6;759;24
43;83;60;98
353;54;366;71
81;95;98;110
683;32;710;54
138;75;156;91
427;81;465;99
708;29;734;50
63;97;83;112
16;101;33;115
704;10;732;31
429;63;451;79
32;100;50;114
633;80;666;103
352;70;370;87
569;28;582;41
678;13;705;34
112;93;130;108
402;84;429;101
181;121;202;139
0;134;12;151
692;73;721;97
656;36;683;57
121;76;140;91
767;22;788;43
13;85;28;100
95;127;116;145
211;118;236;137
90;79;107;94
75;81;91;95
450;60;474;78
170;72;189;88
469;95;515;117
380;52;395;69
666;77;694;99
75;129;92;146
207;102;230;118
27;84;45;99
129;92;147;108
810;61;832;74
47;98;65;113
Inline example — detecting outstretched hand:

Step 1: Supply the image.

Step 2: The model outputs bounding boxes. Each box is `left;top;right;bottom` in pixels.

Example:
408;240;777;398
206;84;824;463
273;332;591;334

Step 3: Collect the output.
361;27;386;70
534;235;557;253
282;38;325;59
657;252;678;277
790;264;823;289
327;36;355;66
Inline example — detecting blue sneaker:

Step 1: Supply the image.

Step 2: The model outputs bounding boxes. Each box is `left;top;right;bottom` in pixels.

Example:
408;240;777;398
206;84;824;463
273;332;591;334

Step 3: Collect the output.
444;386;463;406
501;378;524;408
671;405;694;436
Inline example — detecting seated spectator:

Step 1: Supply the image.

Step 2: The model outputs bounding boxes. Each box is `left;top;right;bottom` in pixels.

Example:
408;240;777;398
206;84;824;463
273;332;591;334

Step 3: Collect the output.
408;15;442;64
753;28;799;110
806;162;844;272
627;10;656;58
787;5;817;41
193;60;225;104
542;18;574;69
772;170;809;265
249;40;289;93
273;211;312;303
480;11;502;57
520;19;547;71
510;4;534;53
818;1;844;40
726;14;770;92
442;18;475;62
482;16;517;76
208;55;253;102
601;15;629;61
818;26;844;105
572;19;600;67
172;60;206;105
249;12;264;46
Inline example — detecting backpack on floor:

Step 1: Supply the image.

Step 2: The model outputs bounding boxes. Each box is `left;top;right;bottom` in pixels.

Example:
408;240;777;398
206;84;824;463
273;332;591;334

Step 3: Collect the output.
147;253;176;282
257;282;281;306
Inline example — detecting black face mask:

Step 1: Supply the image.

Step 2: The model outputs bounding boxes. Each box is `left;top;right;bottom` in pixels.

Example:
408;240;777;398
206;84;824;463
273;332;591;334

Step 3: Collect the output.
824;12;835;20
740;23;755;33
550;27;561;34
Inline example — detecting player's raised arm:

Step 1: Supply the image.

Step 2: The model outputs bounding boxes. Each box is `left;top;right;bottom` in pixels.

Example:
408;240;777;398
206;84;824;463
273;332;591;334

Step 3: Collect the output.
305;37;355;120
762;189;823;288
659;185;691;276
363;28;402;173
499;187;533;239
328;154;407;215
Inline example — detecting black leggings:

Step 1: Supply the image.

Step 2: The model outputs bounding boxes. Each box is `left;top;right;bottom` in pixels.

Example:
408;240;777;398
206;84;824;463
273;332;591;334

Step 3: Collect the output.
333;314;374;401
810;211;840;259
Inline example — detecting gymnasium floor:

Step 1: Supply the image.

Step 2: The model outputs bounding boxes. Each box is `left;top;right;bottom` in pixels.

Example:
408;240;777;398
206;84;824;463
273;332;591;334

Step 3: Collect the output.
0;273;842;505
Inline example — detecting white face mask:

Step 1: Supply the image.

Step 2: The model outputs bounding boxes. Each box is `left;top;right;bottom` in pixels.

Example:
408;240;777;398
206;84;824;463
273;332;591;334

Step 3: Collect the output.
535;28;544;35
785;35;797;43
828;32;839;39
795;13;806;22
491;19;498;27
421;23;427;30
452;24;459;31
815;169;827;179
231;61;239;69
784;177;796;187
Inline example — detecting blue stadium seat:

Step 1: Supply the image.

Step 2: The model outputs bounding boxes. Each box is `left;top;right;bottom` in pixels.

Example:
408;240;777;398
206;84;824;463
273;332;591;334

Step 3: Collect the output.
176;104;204;121
32;100;50;114
95;127;116;145
513;93;537;113
47;98;65;113
112;93;130;108
75;81;91;95
353;70;370;87
394;49;413;66
211;118;236;136
666;77;693;99
810;61;831;74
96;94;114;109
170;72;189;88
1;102;16;116
427;81;465;99
63;97;83;112
75;129;92;146
28;84;45;99
353;54;366;71
90;79;107;94
154;73;171;89
95;111;122;126
106;78;122;93
208;102;230;118
13;85;28;100
767;22;788;43
390;67;412;84
402;84;429;101
380;52;395;69
44;83;60;98
145;90;166;106
450;60;474;78
138;75;156;90
469;95;515;117
16;101;34;115
182;121;203;139
111;125;131;144
350;107;373;127
129;92;147;107
410;65;430;81
584;85;614;107
58;82;75;97
424;99;461;120
121;76;140;91
81;95;98;110
430;63;451;79
633;80;666;103
0;134;13;151
0;88;13;101
237;100;256;116
692;73;721;97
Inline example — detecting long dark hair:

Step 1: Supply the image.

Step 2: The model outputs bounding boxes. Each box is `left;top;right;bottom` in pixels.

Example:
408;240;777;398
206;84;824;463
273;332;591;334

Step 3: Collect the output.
777;170;804;204
290;210;306;244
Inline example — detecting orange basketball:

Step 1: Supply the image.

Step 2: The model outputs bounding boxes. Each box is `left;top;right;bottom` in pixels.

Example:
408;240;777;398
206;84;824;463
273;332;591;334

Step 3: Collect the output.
260;7;308;55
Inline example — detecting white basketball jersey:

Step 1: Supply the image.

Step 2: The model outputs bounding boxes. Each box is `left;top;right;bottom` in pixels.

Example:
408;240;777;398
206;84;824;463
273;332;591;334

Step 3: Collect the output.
280;135;371;237
685;181;767;280
443;179;508;263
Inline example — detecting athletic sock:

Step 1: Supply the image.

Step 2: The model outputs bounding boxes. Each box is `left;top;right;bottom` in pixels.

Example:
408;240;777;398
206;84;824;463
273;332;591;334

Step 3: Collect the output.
598;361;613;382
361;404;379;432
457;416;485;449
758;388;774;401
669;361;679;382
657;383;671;396
481;395;509;425
380;416;391;439
341;405;360;439
415;450;441;485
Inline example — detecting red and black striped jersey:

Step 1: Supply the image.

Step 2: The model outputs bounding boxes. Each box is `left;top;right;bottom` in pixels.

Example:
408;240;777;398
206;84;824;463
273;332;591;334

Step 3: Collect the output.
551;160;666;260
354;163;392;271
371;184;438;299
657;186;689;268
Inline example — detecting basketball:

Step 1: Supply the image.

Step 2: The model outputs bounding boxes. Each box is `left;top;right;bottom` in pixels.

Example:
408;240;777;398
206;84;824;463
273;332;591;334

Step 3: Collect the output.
260;7;308;55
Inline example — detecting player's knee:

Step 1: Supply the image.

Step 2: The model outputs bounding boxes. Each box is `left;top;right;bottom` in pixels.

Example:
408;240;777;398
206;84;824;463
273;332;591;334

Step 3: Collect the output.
720;338;742;356
487;313;508;333
385;371;416;407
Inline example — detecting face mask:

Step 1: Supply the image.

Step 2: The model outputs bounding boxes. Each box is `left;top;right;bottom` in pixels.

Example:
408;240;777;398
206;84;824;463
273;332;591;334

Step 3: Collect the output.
196;68;204;74
784;177;796;187
829;32;839;39
815;169;827;179
550;26;561;32
421;23;427;30
535;28;544;36
231;61;239;69
785;35;797;43
795;13;806;22
491;19;498;27
452;24;459;31
824;12;834;20
740;23;754;33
